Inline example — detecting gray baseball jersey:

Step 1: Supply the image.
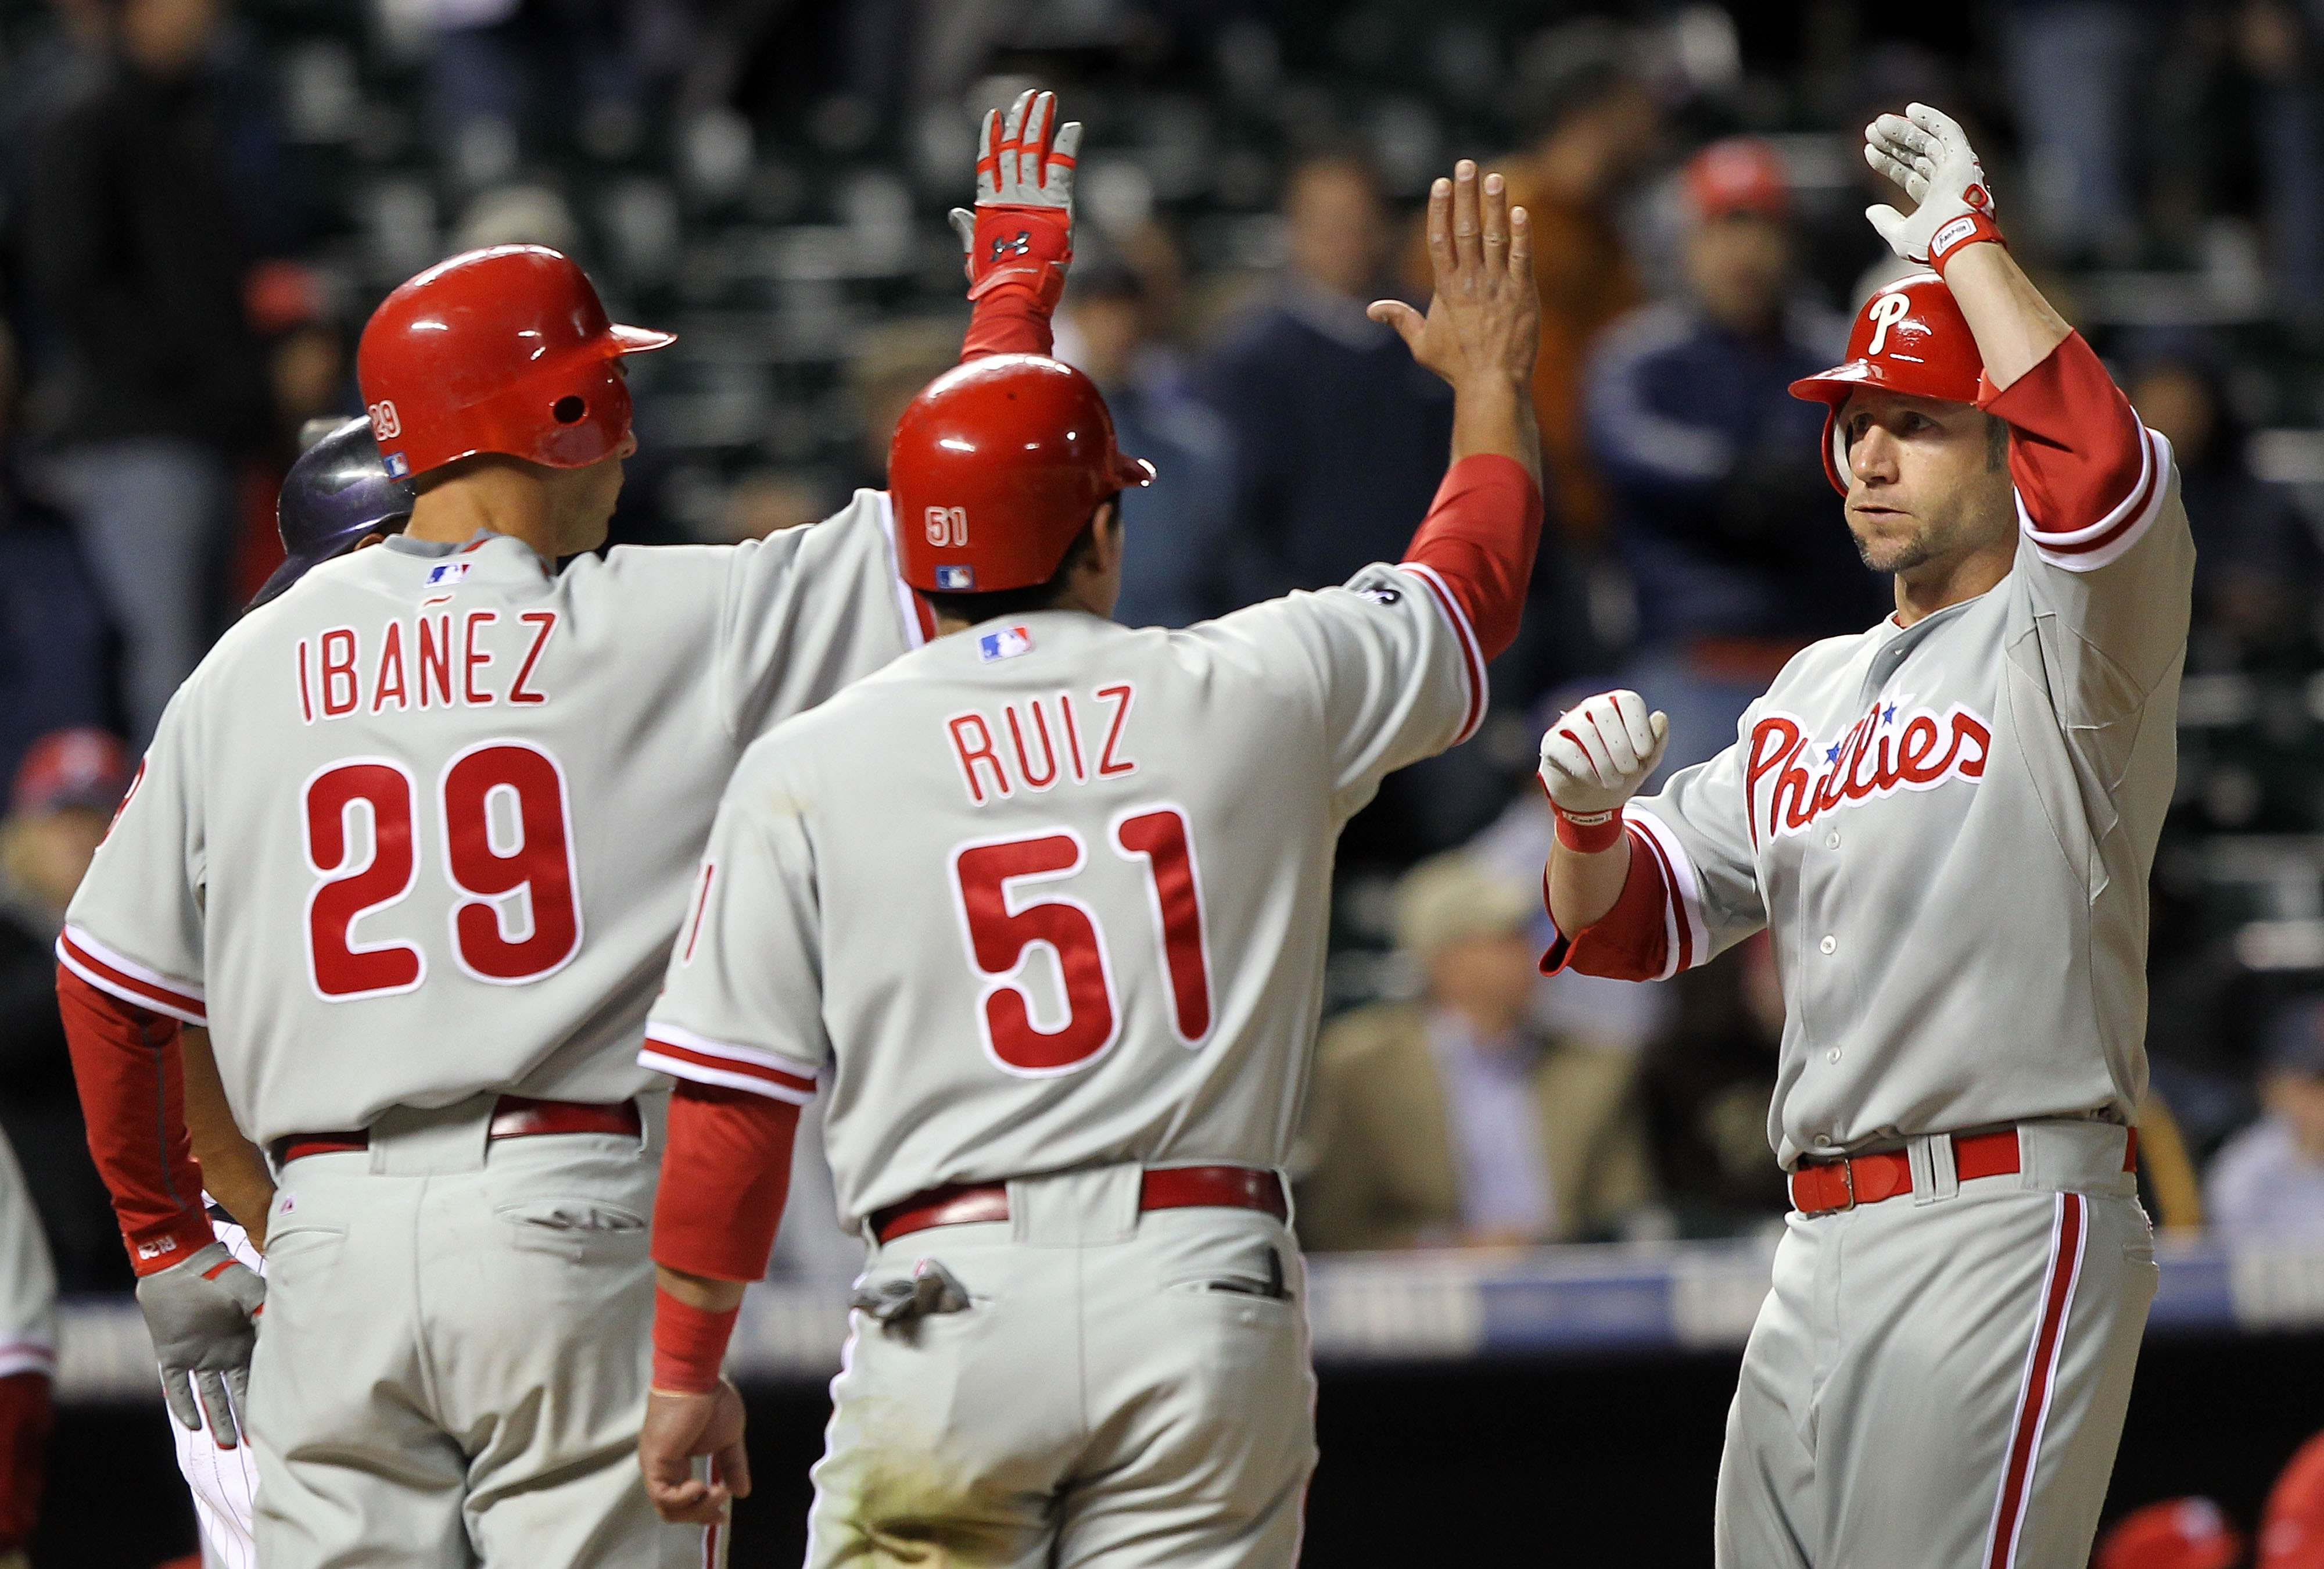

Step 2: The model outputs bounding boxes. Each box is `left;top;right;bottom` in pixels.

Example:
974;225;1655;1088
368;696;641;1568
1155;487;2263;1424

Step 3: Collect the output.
62;492;919;1144
643;564;1483;1235
0;1130;55;1388
1554;402;2191;1170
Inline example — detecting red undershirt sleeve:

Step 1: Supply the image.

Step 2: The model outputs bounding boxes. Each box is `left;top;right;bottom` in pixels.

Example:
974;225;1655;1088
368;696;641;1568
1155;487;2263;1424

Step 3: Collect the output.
1979;332;2151;550
958;285;1054;361
651;1079;800;1285
1538;823;1677;982
56;966;213;1275
1400;454;1544;664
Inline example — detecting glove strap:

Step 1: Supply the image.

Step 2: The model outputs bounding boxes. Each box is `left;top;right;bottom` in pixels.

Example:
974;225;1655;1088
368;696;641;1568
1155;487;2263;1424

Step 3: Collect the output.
1552;804;1626;855
651;1285;739;1396
124;1209;217;1278
1928;205;2005;274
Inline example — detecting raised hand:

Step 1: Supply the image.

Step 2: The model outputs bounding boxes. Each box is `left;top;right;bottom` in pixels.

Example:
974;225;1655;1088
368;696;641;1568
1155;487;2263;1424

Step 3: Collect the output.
1367;160;1540;396
949;89;1081;308
1538;690;1670;821
1863;102;2005;269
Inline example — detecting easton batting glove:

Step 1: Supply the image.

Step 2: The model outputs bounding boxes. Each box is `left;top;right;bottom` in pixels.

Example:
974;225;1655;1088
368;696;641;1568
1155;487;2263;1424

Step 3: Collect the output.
137;1240;264;1448
1539;691;1669;851
949;89;1080;312
1863;102;2006;273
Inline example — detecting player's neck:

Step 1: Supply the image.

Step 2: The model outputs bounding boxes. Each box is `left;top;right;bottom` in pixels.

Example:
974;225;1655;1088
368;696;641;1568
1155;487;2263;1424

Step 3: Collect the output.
1891;538;2014;628
406;472;563;562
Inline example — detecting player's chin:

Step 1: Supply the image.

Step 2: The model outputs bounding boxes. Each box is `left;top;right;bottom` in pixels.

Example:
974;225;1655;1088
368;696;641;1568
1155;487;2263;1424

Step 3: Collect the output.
1848;514;1928;574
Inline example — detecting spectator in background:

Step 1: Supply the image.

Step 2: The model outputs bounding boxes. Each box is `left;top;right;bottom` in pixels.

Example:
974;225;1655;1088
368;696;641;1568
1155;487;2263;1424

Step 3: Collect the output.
0;1128;53;1569
1490;20;1659;547
1294;854;1653;1251
0;730;133;1294
23;0;280;747
1637;934;1789;1235
1999;0;2146;266
1059;258;1235;628
1202;150;1454;607
2206;994;2324;1244
2124;332;2322;665
845;314;967;493
1586;138;1879;775
0;322;116;790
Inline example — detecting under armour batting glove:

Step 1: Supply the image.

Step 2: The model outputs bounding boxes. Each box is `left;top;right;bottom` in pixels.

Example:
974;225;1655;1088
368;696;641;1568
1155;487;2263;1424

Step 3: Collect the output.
1864;102;2005;273
1539;691;1669;851
137;1240;264;1448
949;89;1080;311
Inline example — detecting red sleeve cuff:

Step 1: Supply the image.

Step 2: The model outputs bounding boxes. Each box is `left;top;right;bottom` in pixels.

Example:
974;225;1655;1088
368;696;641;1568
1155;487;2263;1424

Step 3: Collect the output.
959;285;1055;361
1539;823;1679;981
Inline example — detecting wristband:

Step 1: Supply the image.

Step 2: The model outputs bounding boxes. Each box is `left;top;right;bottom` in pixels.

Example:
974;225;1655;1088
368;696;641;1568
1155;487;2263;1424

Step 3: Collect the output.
1552;805;1626;855
651;1286;740;1396
1928;203;2005;275
124;1210;217;1278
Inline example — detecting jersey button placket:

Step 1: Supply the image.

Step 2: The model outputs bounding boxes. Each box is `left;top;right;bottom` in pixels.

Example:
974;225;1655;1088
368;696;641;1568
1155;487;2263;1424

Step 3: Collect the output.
1819;934;1837;955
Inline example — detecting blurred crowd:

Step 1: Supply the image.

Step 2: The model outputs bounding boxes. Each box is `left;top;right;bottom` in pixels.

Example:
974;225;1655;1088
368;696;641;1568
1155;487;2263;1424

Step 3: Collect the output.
0;0;2321;1320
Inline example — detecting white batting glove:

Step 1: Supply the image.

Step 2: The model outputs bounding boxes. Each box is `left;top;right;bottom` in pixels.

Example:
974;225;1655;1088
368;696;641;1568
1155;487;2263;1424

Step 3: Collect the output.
1539;691;1670;821
1863;102;2006;270
948;88;1080;310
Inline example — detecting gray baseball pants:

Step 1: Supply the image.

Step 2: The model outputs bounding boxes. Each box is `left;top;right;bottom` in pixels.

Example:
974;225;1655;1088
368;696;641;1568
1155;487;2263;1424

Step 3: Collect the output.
806;1165;1318;1569
247;1093;719;1568
1716;1120;2158;1569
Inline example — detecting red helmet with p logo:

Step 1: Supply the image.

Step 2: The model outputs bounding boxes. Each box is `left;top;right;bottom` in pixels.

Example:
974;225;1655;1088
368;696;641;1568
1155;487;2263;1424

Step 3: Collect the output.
889;354;1154;595
1788;273;1988;494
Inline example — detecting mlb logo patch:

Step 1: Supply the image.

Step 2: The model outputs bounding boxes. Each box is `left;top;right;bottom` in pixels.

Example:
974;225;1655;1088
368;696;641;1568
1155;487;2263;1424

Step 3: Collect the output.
978;625;1034;662
936;565;976;591
383;451;411;478
425;560;472;588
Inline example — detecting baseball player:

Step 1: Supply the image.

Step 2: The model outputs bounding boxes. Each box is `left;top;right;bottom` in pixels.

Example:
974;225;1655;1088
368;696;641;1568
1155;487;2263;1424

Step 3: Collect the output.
1537;105;2188;1568
146;420;418;1569
56;88;1084;1567
633;157;1543;1565
0;1129;53;1569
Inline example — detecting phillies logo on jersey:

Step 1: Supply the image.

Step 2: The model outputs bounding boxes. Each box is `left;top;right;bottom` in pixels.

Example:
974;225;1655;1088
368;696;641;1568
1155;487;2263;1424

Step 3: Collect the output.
1744;698;1992;845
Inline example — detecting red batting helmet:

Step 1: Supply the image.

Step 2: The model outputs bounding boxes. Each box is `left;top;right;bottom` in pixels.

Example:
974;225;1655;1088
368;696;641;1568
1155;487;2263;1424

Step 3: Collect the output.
2094;1499;2246;1569
890;354;1154;594
1788;273;1988;494
2261;1432;2324;1568
356;246;675;481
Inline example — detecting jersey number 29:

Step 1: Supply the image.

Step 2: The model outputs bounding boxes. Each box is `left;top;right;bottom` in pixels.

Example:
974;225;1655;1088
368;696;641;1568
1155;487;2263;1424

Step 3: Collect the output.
951;805;1212;1077
302;741;582;1000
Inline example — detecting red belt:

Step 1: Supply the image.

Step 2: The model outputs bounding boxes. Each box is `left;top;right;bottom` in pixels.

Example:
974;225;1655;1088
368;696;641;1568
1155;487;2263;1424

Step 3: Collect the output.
871;1165;1288;1245
1790;1128;2137;1216
272;1095;643;1166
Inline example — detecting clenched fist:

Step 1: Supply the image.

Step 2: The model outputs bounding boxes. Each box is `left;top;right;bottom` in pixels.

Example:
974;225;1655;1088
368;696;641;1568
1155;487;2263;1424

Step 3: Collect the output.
1538;691;1669;823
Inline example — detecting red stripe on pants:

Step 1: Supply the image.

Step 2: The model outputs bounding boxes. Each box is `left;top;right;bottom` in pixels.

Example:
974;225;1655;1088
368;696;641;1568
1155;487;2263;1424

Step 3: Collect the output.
1985;1192;2088;1569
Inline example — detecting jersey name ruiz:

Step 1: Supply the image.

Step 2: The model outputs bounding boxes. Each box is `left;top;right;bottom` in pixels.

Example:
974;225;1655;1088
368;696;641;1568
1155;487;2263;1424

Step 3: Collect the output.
1744;697;1992;845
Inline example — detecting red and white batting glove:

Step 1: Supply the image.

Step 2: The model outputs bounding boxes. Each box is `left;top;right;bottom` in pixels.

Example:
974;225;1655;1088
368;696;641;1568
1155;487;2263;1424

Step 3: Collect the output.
1863;102;2005;275
1538;691;1669;853
948;88;1080;313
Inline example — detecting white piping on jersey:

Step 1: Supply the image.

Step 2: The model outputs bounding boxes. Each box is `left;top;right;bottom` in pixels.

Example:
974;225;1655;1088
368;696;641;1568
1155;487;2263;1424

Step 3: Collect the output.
873;490;929;650
0;1339;53;1380
1623;805;1710;981
57;923;207;1024
1397;562;1489;745
2017;427;2172;573
639;1021;819;1105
